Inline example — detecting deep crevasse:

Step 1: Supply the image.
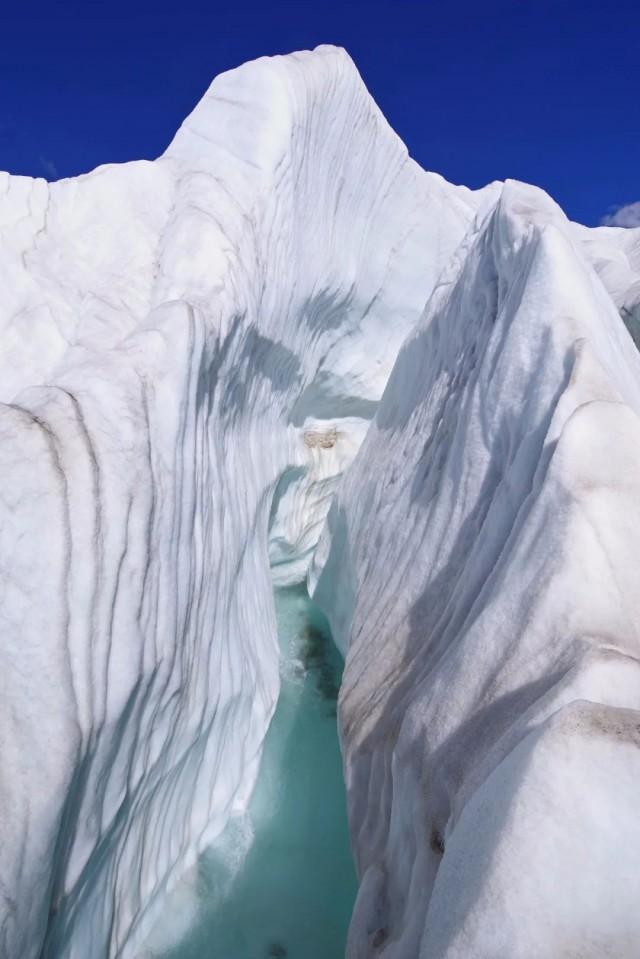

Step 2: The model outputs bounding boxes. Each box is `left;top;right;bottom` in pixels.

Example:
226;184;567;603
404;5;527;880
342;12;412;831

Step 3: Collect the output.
150;585;356;959
0;43;639;959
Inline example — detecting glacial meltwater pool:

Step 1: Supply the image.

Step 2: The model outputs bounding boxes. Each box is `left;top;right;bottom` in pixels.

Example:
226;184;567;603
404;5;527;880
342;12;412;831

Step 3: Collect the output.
162;585;357;959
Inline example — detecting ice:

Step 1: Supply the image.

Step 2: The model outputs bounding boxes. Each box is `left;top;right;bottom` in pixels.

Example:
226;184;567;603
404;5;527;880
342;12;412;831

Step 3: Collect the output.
0;45;484;959
310;181;640;957
1;42;639;959
574;218;640;346
148;587;356;959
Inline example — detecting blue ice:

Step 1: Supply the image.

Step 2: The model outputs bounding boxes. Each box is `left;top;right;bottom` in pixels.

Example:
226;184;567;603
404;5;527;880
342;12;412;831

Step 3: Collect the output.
162;585;357;958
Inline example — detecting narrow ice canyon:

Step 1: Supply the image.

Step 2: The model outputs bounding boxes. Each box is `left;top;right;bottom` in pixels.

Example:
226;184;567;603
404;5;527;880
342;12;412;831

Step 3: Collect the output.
0;44;639;959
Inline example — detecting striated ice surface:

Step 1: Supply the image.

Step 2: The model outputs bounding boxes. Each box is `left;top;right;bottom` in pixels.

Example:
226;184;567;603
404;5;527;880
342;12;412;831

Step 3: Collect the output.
310;181;640;957
1;42;639;959
0;45;485;959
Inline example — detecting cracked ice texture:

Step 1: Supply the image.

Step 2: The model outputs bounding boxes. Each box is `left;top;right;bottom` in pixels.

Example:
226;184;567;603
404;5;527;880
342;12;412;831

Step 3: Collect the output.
310;182;640;957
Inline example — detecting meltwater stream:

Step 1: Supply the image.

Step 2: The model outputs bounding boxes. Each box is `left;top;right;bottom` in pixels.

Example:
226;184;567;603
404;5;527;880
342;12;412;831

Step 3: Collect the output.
162;585;357;959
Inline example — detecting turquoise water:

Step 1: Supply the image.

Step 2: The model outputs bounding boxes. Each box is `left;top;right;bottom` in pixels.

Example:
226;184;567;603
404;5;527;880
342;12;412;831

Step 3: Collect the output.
162;585;357;959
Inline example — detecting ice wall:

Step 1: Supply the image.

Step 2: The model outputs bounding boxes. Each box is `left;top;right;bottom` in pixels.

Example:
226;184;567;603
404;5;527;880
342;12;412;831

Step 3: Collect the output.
2;43;640;959
0;47;484;959
310;181;640;957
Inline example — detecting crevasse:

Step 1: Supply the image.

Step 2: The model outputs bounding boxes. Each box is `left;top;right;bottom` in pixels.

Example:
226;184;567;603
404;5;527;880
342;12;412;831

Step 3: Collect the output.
0;44;639;959
151;585;356;959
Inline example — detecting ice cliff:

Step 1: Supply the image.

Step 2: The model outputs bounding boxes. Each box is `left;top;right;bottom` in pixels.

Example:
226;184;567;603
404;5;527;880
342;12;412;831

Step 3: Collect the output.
0;45;639;959
311;179;640;957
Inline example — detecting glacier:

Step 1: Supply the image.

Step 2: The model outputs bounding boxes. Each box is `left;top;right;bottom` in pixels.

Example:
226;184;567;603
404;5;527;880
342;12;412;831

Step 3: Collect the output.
0;43;639;959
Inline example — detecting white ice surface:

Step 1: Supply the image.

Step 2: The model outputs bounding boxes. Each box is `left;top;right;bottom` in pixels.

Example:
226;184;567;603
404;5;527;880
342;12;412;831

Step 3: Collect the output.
310;181;640;957
1;43;640;959
0;46;488;959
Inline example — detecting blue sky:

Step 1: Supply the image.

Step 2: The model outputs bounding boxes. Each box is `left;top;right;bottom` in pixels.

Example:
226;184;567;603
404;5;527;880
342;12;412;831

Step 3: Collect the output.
1;0;637;226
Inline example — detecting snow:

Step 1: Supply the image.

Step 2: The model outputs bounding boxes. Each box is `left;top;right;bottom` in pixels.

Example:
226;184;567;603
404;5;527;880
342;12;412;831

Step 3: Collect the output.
1;43;639;959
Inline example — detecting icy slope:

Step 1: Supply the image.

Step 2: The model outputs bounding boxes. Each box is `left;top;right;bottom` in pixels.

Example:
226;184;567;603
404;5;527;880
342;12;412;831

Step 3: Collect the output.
575;220;640;347
311;181;640;957
0;47;487;959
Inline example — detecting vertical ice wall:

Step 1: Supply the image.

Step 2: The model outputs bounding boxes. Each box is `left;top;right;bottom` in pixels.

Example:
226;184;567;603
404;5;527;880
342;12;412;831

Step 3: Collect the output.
310;182;640;957
0;47;486;959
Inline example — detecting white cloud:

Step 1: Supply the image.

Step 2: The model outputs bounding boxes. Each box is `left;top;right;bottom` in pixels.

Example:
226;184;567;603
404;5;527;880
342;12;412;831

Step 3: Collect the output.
601;201;640;228
39;156;58;180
